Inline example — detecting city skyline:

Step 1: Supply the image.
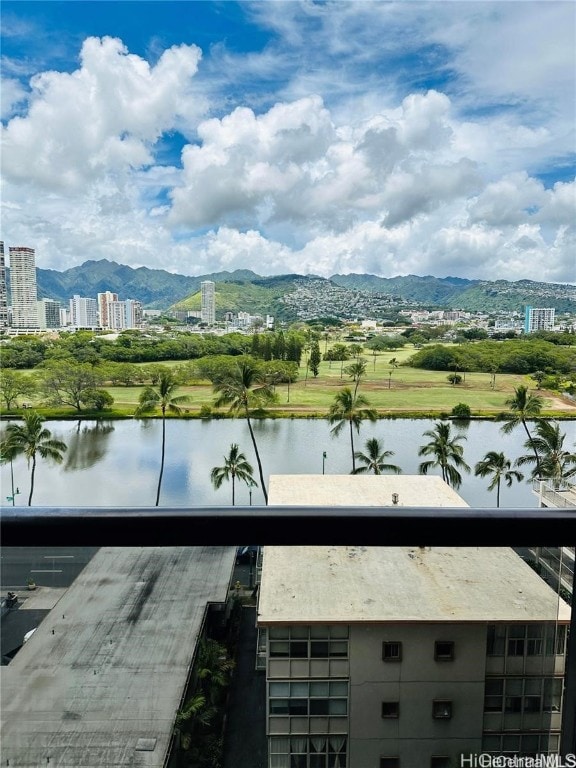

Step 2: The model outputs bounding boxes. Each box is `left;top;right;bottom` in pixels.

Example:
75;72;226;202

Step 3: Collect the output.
1;1;575;283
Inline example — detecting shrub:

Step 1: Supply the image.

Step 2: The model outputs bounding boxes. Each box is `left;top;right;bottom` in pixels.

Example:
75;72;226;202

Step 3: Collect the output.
447;373;463;385
451;403;471;419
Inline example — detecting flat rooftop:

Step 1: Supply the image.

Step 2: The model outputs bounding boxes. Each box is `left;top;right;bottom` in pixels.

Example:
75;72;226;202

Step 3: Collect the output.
258;545;570;625
268;474;470;508
259;475;568;625
1;546;235;767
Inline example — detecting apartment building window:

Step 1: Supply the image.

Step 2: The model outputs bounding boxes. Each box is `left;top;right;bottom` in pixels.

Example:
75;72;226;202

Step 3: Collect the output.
482;733;560;754
380;758;399;768
487;624;561;658
382;642;402;661
269;680;348;717
381;701;400;719
432;700;452;719
269;626;349;659
430;758;451;768
434;641;454;661
484;678;561;714
269;736;347;767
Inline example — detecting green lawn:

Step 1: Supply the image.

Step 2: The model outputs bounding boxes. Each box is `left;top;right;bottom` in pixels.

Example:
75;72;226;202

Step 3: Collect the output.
3;344;573;419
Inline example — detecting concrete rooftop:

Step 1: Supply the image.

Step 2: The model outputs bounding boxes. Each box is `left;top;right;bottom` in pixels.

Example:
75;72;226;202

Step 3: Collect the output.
1;546;235;767
268;474;470;508
258;545;571;625
259;475;569;625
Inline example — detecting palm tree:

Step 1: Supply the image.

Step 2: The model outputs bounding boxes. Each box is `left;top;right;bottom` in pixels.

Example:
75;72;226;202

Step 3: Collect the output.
474;451;524;507
353;437;402;475
213;361;277;504
344;358;368;396
210;443;256;505
500;385;543;477
516;420;576;487
0;411;67;505
135;369;189;506
418;420;470;489
328;387;377;473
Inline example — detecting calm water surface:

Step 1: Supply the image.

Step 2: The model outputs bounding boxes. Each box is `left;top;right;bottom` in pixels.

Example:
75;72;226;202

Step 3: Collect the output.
0;418;548;508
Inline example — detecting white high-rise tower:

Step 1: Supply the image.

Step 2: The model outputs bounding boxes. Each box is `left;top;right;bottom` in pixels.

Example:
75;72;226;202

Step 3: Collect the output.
0;242;8;328
201;281;216;325
9;246;39;329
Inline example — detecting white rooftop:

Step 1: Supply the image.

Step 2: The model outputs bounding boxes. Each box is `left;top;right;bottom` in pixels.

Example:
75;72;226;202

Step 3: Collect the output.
258;545;570;625
268;474;469;508
1;546;235;768
259;475;569;625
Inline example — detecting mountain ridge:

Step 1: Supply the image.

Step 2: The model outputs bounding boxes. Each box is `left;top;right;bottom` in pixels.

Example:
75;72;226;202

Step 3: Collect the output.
9;259;574;317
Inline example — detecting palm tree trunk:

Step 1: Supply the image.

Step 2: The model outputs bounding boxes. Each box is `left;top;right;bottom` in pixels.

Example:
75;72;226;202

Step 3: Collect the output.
522;418;542;477
156;415;166;507
246;414;268;504
28;454;36;506
349;420;356;473
232;474;236;506
496;478;501;508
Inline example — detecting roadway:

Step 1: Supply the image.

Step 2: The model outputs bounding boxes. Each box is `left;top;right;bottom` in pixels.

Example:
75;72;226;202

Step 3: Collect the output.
0;547;99;590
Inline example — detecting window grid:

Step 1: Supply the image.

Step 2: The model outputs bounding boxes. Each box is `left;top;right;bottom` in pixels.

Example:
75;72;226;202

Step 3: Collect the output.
269;626;349;659
382;641;402;662
481;733;560;755
484;677;563;714
269;679;348;718
487;624;566;658
269;735;347;767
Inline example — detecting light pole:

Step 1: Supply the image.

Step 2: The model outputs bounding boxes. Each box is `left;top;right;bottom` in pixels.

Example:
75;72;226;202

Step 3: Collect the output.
6;459;20;506
322;451;327;475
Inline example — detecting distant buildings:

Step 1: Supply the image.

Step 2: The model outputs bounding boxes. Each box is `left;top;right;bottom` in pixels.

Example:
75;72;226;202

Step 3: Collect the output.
9;246;39;329
69;295;99;329
201;280;216;325
525;306;555;333
97;291;118;328
258;476;569;765
37;298;62;329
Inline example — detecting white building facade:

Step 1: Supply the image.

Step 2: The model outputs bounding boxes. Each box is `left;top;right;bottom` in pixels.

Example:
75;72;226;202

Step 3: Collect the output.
9;246;39;329
0;241;8;328
69;295;98;329
201;280;216;325
524;306;555;333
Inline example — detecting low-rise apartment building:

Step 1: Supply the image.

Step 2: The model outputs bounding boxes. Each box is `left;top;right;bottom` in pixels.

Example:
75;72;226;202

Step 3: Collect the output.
258;476;569;767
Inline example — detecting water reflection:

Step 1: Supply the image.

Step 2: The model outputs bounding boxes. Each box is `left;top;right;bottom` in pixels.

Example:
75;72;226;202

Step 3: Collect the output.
63;421;115;471
0;418;544;508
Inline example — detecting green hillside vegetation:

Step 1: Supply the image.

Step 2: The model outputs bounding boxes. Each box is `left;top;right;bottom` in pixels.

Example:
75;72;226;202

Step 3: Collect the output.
171;278;299;319
14;258;575;314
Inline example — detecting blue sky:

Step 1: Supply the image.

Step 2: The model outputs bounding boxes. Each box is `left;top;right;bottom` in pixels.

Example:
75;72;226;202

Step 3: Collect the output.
1;1;575;282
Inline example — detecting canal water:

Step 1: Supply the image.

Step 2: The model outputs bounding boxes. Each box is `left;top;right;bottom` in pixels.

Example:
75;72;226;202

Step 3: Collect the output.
0;418;550;508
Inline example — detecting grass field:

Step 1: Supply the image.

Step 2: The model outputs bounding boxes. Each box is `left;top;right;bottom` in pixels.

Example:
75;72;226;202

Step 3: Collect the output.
3;345;575;419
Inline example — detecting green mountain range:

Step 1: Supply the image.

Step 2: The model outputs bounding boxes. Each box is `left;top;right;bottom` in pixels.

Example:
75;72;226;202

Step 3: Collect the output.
16;259;575;319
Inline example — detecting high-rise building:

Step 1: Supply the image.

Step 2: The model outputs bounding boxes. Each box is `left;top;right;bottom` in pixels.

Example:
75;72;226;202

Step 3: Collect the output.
258;476;569;765
37;298;62;329
0;241;8;328
97;291;119;329
9;246;39;329
69;295;98;329
201;280;216;325
524;306;555;333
